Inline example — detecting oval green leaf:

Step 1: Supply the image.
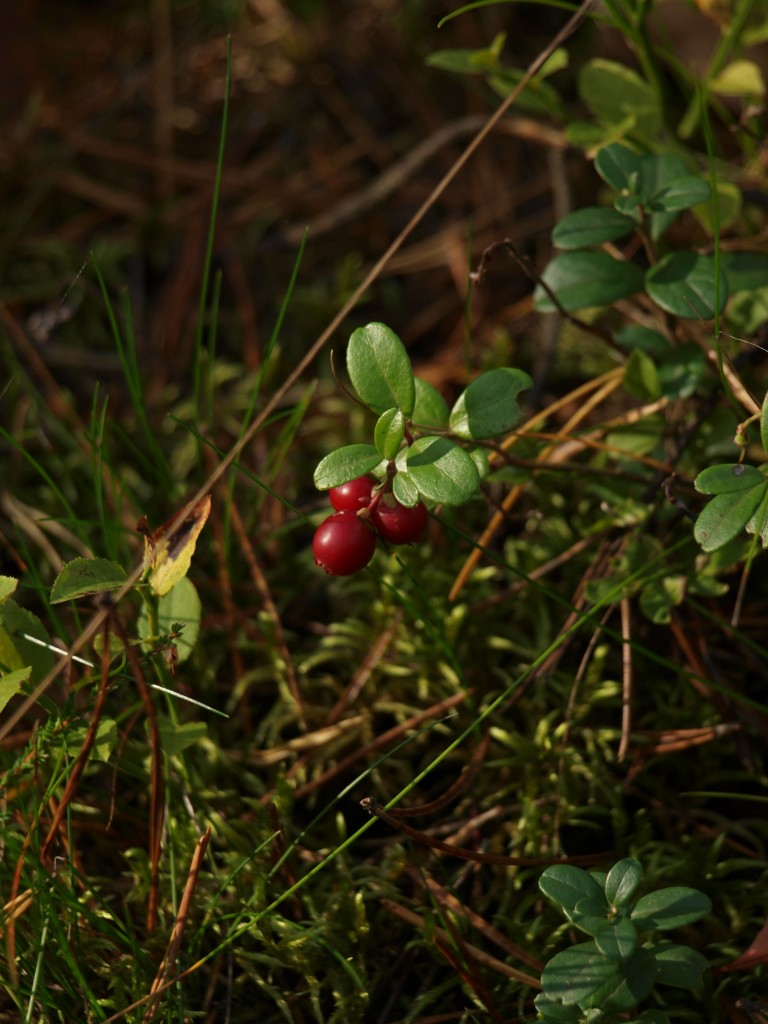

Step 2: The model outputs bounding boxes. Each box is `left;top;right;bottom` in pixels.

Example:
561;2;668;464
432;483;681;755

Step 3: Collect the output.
449;368;532;440
630;887;712;930
594;917;639;962
392;470;421;508
539;865;607;914
695;463;765;494
645;253;728;319
721;251;768;293
0;600;54;685
605;858;643;908
535;251;645;312
586;946;656;1013
647;176;711;213
374;408;405;460
412;377;449;428
346;322;415;415
542;943;619;1006
650;942;709;988
580;60;661;140
50;557;128;604
138;576;201;665
405;437;479;505
313;444;383;491
694;486;768;552
552;207;636;249
594;142;644;193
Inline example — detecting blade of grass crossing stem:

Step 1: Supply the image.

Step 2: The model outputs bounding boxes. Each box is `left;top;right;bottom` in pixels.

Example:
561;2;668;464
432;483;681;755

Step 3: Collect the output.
193;37;231;448
91;258;170;484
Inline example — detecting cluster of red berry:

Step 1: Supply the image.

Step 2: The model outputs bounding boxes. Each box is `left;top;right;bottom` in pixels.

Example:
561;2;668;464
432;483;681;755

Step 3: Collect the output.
313;477;429;576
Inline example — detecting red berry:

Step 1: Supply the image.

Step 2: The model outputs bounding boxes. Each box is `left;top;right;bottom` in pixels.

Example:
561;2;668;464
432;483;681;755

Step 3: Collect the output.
372;498;429;545
313;510;377;576
329;476;376;512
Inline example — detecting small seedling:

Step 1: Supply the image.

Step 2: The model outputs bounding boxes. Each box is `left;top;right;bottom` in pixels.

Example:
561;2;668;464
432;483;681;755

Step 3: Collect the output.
534;858;711;1023
313;321;532;574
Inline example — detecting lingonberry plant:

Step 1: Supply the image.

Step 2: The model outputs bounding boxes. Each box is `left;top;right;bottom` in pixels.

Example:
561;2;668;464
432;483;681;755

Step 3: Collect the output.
312;321;532;573
534;858;711;1024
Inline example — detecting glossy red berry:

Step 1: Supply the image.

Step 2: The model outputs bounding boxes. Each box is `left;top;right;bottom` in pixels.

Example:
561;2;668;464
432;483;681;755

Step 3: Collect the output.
329;476;376;512
372;498;429;545
313;510;377;576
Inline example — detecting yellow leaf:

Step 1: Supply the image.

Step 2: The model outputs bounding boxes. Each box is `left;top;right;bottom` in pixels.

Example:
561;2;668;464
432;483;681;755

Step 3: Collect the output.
710;60;766;98
146;495;211;597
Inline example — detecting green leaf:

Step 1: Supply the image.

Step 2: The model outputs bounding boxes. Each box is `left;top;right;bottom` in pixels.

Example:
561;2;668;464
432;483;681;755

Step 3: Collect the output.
624;350;661;401
616;325;669;354
572;896;613;936
0;666;29;715
552;207;636;249
392;471;421;508
535;251;645;312
746;490;768;547
721;251;768;293
346;322;415;416
579;60;661;141
0;599;54;685
645;253;728;319
594;143;644;194
468;447;490;481
0;577;17;603
605;858;643;908
50;557;128;604
374;408;405;460
138;576;201;665
594;917;638;961
695;463;766;494
68;717;117;762
542;943;619;1005
584;946;656;1013
762;392;768;455
657;344;706;399
647;176;711;213
449;368;532;440
694;177;742;234
412;377;449;428
639;576;686;624
694;485;768;552
533;992;584;1022
638;154;694;240
314;444;383;490
404;437;479;505
650;942;709;988
157;717;208;757
539;865;607;914
630;887;712;930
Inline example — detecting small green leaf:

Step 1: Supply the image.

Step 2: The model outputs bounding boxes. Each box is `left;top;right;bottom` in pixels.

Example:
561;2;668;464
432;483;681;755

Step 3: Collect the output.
639;576;686;624
539;865;607;914
572;895;613;936
647;176;711;213
605;858;643;908
694;463;765;494
595;142;644;193
0;600;54;686
0;577;17;603
0;666;29;715
541;942;619;1005
374;408;405;460
533;992;584;1022
138;577;201;664
552;207;636;249
404;437;479;505
346;322;415;416
694;486;768;552
157;717;208;757
468;447;490;481
392;471;421;508
535;251;645;312
639;153;695;240
746;489;768;547
630;887;712;930
645;253;728;319
314;445;383;490
710;59;765;97
694;177;742;234
580;60;661;140
657;343;706;399
594;917;639;961
412;377;449;428
650;942;709;988
624;349;661;400
449;368;532;440
69;717;117;762
50;557;128;604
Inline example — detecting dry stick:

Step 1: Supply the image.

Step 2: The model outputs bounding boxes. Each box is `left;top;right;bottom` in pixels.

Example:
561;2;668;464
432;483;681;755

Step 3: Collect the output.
0;0;596;746
617;595;634;763
142;826;212;1024
326;610;403;725
384;731;490;818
